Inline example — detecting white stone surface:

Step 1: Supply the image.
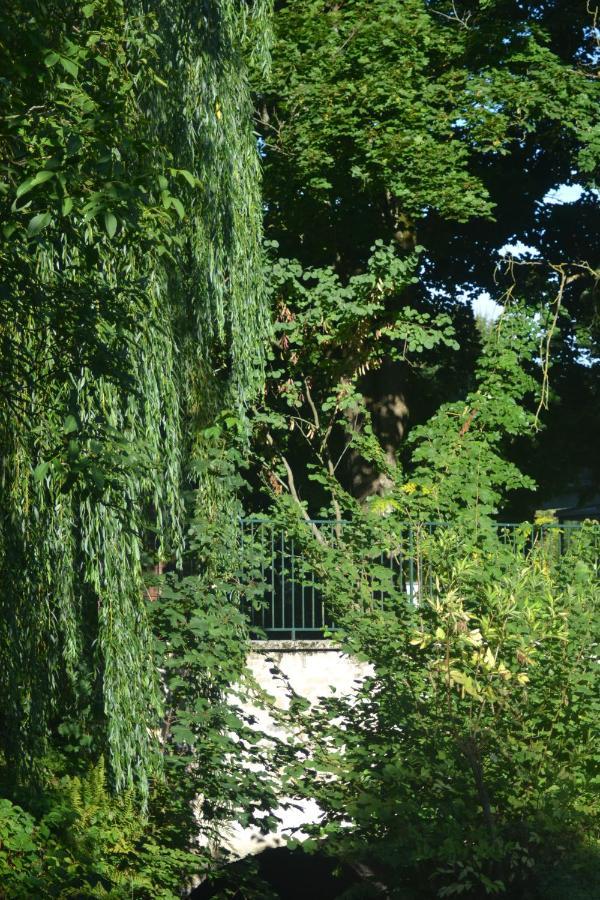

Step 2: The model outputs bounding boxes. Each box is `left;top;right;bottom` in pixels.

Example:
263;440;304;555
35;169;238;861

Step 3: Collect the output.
221;642;372;858
248;640;371;707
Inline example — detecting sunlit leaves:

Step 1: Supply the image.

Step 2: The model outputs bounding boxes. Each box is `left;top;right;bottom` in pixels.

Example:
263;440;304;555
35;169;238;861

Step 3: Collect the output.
104;210;117;238
282;517;600;895
0;0;270;805
15;171;55;199
26;211;52;236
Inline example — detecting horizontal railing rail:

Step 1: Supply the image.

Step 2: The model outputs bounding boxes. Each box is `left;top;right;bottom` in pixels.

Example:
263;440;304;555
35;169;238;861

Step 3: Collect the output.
240;519;600;640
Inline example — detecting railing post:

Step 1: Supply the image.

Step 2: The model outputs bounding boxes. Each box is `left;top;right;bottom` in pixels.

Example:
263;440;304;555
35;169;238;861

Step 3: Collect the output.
291;534;296;641
280;528;285;634
408;524;415;603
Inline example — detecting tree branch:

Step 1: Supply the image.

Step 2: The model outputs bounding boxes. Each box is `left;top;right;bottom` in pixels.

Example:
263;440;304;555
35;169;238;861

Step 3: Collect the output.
280;454;326;545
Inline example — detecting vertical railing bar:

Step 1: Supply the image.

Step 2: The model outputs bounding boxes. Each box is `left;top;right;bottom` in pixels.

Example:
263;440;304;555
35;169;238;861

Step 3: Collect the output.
259;522;265;630
417;524;422;602
312;556;316;631
399;525;404;600
291;535;296;640
281;528;285;632
428;522;433;597
262;523;268;630
559;524;564;560
240;519;247;627
327;521;335;627
271;526;275;631
250;520;257;630
387;545;393;611
301;564;306;631
409;524;415;604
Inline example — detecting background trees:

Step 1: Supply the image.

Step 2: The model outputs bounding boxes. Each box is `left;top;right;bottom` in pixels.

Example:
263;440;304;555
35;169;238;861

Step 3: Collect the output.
241;6;600;894
251;0;600;518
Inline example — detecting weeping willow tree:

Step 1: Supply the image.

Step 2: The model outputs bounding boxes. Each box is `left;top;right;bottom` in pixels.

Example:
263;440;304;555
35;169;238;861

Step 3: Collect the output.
0;0;270;798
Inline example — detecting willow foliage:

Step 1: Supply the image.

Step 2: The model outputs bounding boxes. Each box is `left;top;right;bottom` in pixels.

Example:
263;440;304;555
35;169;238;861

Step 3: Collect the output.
0;0;270;797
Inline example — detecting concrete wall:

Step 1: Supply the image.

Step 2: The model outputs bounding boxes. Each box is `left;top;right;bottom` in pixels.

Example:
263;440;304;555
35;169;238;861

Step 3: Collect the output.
222;641;371;858
247;640;370;705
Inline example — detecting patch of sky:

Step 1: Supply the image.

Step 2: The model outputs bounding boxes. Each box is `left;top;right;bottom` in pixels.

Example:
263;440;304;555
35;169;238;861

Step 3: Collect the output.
544;183;586;205
502;26;532;44
577;26;600;65
453;285;504;323
472;291;503;322
498;241;541;259
541;181;600;205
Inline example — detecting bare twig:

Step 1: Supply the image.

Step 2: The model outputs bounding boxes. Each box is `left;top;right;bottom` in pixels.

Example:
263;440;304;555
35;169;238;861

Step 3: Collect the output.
280;454;326;545
535;266;586;426
335;23;362;54
587;1;599;49
431;1;472;29
305;379;343;538
494;256;598;427
304;379;321;432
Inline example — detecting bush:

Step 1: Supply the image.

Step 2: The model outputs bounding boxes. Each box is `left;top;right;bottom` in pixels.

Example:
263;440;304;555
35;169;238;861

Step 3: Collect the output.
0;758;199;898
281;522;600;897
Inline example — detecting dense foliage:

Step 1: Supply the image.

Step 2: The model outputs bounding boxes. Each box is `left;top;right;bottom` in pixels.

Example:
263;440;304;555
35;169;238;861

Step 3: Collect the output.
242;3;600;894
0;0;270;796
1;1;599;898
0;445;284;898
252;302;599;896
252;0;600;516
282;520;600;897
1;0;279;895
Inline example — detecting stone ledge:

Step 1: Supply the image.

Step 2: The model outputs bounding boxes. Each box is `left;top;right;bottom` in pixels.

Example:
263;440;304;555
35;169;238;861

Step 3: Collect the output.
249;640;338;653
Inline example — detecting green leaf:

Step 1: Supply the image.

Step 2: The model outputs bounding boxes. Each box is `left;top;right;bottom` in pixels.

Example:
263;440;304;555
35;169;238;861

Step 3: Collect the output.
62;197;73;215
170;197;185;220
63;415;78;434
89;465;105;489
33;461;50;482
16;170;55;199
59;57;79;77
44;52;60;67
27;212;51;236
171;726;196;744
82;2;96;16
178;169;197;187
104;211;117;238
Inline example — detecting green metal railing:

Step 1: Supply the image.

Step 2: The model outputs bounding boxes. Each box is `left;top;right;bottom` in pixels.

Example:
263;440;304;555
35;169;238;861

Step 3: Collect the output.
240;519;600;640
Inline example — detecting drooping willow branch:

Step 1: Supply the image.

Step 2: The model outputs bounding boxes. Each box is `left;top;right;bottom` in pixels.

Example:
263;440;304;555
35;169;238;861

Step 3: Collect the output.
0;0;271;800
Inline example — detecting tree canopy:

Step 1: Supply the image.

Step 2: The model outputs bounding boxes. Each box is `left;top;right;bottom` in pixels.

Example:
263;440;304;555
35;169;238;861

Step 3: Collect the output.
252;0;600;516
